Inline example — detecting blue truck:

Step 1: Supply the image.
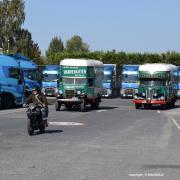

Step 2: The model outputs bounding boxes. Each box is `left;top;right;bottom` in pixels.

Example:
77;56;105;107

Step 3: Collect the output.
41;65;59;96
120;65;139;98
0;54;24;108
102;64;120;97
9;53;41;97
177;66;180;98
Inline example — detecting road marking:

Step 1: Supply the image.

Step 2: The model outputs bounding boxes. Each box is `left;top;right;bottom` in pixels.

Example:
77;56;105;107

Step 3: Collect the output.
157;110;161;114
97;110;107;112
169;116;180;130
48;122;84;126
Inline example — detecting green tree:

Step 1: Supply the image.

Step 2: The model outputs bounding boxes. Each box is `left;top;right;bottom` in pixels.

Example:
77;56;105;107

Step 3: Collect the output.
15;28;42;64
66;35;89;52
0;0;25;52
46;36;64;57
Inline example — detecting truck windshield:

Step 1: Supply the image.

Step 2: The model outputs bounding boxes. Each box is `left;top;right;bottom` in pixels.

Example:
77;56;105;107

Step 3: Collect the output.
122;74;138;83
140;79;166;86
103;74;112;83
25;69;40;81
63;78;86;85
43;74;58;82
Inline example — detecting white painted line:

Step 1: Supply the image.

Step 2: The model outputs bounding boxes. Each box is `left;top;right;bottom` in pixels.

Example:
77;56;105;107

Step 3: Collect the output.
48;122;84;126
169;117;180;130
97;110;107;113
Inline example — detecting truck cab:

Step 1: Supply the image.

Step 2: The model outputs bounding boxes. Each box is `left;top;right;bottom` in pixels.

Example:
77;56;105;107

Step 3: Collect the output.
120;65;139;98
42;65;59;96
0;54;24;108
133;63;177;109
55;59;104;112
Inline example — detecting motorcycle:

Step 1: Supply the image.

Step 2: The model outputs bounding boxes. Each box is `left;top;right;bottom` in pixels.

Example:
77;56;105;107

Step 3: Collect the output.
25;104;47;135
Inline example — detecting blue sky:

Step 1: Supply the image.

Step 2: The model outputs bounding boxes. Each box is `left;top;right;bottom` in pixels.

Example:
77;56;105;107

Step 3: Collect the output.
24;0;180;55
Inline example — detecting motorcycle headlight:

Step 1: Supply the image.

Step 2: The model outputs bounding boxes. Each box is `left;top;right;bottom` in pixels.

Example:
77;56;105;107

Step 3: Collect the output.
77;90;81;95
59;90;63;94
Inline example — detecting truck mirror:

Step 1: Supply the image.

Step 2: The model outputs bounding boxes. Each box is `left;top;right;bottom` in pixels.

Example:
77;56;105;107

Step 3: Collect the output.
88;79;93;87
18;79;23;84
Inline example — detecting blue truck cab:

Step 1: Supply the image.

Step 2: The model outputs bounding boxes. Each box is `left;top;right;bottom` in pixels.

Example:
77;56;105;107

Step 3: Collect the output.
177;66;180;98
42;65;59;96
102;64;116;97
9;53;41;97
0;54;24;108
120;65;139;98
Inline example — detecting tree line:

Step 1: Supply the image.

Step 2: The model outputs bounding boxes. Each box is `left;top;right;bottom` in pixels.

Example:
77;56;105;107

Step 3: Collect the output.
1;0;180;66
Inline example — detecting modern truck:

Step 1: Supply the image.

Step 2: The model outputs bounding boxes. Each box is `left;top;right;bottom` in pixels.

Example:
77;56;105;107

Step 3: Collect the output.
55;58;104;112
177;66;180;98
120;65;139;98
9;53;41;97
0;54;24;108
41;65;59;96
133;63;177;109
102;64;120;97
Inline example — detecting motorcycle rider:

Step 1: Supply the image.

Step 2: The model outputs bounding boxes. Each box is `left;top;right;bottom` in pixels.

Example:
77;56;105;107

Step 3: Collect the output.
25;86;48;126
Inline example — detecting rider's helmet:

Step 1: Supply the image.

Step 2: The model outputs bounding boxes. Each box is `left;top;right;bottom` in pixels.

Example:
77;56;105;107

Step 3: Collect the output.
32;86;41;94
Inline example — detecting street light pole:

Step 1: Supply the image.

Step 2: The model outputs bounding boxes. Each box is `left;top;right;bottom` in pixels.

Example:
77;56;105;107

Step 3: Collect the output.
7;39;10;53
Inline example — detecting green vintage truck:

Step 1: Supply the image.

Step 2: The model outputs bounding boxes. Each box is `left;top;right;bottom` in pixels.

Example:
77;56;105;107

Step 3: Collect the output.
55;59;104;111
133;63;178;109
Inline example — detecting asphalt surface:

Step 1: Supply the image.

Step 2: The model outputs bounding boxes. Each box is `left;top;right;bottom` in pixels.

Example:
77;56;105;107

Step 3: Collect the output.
1;98;180;180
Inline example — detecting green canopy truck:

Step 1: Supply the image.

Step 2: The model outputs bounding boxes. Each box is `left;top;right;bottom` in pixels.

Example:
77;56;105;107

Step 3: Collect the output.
55;59;104;111
133;63;177;109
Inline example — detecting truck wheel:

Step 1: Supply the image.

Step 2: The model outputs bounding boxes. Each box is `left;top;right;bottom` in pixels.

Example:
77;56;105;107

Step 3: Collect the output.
27;118;34;136
1;94;14;109
55;100;61;111
91;100;99;109
135;103;141;109
81;99;85;112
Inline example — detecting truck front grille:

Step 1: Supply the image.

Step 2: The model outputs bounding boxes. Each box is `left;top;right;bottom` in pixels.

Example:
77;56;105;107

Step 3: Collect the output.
125;89;134;95
65;90;75;98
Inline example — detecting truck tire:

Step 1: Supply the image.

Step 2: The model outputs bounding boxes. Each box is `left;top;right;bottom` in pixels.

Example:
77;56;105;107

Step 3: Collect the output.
1;94;14;109
91;100;99;109
55;100;61;111
135;103;141;109
81;99;85;112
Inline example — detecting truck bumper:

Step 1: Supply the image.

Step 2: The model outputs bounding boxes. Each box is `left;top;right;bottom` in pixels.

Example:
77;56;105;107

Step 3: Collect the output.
132;99;166;105
57;98;83;104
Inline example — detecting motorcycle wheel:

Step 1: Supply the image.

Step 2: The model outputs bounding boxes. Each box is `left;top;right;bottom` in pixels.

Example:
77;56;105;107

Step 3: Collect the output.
27;118;34;136
39;123;45;133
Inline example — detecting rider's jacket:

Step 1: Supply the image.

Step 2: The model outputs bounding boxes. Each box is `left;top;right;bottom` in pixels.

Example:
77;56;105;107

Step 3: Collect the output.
26;93;48;108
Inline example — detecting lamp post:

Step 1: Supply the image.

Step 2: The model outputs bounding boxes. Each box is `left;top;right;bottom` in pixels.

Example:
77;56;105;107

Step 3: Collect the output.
7;39;10;53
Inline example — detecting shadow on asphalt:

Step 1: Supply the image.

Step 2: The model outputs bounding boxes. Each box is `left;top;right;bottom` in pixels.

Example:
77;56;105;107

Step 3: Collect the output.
58;105;118;112
31;129;63;136
143;164;180;169
45;129;64;134
98;106;118;110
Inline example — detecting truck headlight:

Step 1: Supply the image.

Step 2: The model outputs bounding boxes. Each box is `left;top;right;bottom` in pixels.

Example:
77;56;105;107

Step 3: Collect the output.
41;88;45;93
160;96;165;100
